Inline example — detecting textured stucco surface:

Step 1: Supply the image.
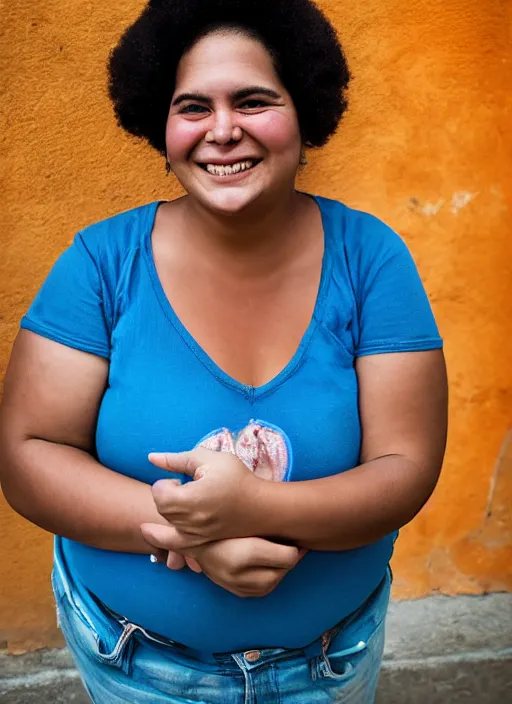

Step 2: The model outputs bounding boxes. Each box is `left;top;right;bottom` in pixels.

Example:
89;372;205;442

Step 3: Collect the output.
1;0;511;652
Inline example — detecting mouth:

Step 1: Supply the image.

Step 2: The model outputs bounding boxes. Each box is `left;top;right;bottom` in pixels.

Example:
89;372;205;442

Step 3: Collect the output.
197;159;262;178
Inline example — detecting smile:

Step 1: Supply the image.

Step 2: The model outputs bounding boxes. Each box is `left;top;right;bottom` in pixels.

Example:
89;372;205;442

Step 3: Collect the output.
198;159;261;177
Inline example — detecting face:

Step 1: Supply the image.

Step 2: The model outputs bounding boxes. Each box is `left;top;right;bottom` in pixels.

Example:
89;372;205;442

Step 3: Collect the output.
165;31;302;216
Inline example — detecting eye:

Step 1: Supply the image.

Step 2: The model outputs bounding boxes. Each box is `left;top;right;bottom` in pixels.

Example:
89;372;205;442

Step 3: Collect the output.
179;104;209;114
239;99;269;110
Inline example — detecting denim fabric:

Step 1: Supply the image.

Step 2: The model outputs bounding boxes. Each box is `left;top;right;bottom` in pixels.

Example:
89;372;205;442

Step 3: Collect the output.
52;543;391;704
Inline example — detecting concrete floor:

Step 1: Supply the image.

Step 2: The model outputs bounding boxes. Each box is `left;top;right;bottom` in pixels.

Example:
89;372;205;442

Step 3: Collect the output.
1;593;511;703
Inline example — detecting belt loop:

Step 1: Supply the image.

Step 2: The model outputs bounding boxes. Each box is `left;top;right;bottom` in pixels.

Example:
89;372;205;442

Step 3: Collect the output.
310;657;318;681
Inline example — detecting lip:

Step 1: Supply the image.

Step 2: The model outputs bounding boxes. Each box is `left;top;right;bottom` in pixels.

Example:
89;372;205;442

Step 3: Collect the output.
196;158;262;181
198;162;261;181
195;157;261;167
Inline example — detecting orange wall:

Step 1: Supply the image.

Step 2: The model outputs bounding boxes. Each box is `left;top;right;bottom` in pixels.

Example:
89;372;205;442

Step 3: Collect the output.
1;0;511;652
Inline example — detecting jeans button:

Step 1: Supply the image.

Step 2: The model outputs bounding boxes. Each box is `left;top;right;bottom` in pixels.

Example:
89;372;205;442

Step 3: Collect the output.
244;650;261;663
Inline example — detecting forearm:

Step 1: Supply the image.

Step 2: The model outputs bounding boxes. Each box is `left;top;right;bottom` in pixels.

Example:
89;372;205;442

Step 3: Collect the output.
256;454;440;551
1;438;168;553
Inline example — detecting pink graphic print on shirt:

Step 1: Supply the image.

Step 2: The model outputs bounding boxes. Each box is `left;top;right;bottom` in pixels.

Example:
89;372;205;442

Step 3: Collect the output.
197;420;291;482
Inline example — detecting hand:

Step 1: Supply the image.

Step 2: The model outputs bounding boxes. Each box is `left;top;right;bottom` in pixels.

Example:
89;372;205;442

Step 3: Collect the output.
148;533;304;598
148;448;268;542
143;526;203;573
141;523;308;594
193;538;306;597
148;547;202;574
143;478;202;572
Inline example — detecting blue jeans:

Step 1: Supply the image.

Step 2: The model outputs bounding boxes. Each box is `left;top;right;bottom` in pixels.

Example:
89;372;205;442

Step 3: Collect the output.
52;539;391;703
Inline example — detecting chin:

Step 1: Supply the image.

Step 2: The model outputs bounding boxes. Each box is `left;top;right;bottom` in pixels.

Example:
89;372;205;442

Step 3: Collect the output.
200;187;263;217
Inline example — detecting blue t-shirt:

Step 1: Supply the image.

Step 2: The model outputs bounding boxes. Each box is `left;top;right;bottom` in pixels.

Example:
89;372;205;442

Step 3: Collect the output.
21;195;442;652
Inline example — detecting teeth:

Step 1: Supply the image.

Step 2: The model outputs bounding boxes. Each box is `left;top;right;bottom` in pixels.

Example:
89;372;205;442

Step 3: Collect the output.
205;160;256;176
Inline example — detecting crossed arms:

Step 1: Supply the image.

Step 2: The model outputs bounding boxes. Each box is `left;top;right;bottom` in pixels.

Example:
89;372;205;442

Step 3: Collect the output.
0;331;447;597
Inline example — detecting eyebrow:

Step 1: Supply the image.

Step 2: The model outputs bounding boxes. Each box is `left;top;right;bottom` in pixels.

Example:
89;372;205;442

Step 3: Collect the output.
171;86;282;106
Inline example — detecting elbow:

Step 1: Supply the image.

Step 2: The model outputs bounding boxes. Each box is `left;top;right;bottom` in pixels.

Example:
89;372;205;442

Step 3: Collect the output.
1;476;50;533
0;465;32;521
0;442;38;523
399;459;444;529
1;475;31;521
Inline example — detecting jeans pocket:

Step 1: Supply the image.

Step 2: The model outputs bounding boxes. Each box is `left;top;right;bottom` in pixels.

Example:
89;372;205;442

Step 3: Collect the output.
52;541;136;674
318;568;391;683
319;620;385;682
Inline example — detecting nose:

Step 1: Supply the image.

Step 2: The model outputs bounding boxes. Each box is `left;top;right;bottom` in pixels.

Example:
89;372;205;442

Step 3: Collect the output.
206;110;243;145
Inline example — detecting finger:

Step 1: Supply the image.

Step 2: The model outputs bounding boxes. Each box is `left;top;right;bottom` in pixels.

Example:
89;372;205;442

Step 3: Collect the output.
148;450;208;477
141;522;208;551
163;528;208;551
166;551;186;570
232;568;286;596
151;478;184;513
141;522;184;551
185;556;203;573
151;479;183;513
151;478;182;499
151;480;203;517
171;532;211;550
247;538;300;569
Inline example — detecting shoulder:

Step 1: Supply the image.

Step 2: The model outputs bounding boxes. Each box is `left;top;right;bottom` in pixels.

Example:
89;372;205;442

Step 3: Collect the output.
315;195;408;263
315;195;416;299
76;201;159;261
69;202;160;295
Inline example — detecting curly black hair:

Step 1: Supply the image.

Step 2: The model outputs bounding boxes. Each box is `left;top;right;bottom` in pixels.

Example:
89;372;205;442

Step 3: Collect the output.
108;0;351;155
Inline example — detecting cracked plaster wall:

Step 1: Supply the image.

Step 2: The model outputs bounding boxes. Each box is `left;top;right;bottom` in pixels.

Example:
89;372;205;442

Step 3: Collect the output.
1;0;511;652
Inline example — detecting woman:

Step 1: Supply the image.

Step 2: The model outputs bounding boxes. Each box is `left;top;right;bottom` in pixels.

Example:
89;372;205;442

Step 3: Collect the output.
0;0;448;702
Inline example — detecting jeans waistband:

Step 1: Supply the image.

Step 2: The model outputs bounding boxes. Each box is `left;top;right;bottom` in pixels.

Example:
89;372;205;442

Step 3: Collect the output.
54;536;389;668
98;578;383;667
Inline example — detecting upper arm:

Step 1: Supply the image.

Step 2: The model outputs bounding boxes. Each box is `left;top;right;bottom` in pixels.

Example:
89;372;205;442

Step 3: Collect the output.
20;231;112;359
356;350;448;479
0;330;109;456
347;214;443;357
347;213;447;474
1;227;113;457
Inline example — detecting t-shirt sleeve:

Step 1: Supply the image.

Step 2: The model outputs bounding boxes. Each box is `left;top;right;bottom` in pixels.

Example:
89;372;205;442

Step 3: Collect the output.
351;217;443;357
20;232;111;358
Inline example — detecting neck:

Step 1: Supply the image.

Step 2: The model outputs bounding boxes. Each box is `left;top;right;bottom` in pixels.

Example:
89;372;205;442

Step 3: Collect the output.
177;189;311;276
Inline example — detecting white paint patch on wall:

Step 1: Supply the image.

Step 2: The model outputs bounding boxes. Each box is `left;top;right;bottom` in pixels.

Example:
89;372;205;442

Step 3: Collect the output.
409;192;478;216
421;199;445;216
451;191;478;214
409;197;445;215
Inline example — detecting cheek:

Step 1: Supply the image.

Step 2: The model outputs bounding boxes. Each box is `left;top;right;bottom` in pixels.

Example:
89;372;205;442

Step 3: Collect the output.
246;112;300;155
165;118;206;160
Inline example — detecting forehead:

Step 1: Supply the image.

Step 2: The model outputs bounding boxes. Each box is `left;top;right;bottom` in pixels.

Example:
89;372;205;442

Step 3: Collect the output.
175;31;283;92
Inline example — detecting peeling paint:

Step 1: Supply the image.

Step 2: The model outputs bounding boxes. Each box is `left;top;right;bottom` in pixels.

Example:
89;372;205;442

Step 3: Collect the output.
484;430;511;521
446;429;512;593
427;547;481;595
409;197;445;216
450;191;478;214
408;191;478;216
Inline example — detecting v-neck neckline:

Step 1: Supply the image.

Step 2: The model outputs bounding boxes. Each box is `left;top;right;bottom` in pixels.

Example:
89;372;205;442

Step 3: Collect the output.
142;193;334;401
